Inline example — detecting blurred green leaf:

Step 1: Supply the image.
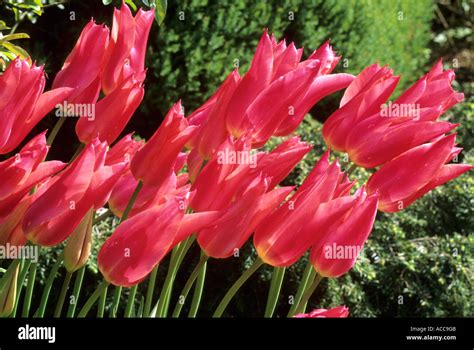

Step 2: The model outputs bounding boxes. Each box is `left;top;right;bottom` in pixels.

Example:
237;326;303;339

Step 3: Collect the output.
125;0;138;11
155;0;167;25
0;21;10;31
0;32;30;42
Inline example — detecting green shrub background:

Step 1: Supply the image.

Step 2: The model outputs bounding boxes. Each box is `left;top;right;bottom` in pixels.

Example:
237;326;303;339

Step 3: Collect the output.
1;0;472;317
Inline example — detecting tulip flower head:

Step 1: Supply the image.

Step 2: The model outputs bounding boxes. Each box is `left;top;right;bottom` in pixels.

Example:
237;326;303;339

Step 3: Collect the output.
223;31;353;146
131;101;197;187
0;133;66;246
367;134;472;212
52;20;110;104
323;61;464;168
254;151;357;267
0;58;72;154
23;139;127;246
310;187;379;278
101;3;154;94
98;196;219;287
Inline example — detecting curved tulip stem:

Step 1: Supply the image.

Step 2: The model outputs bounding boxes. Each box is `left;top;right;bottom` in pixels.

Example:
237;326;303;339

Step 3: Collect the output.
144;264;159;317
70;143;85;162
109;286;122;318
21;262;38;317
46;117;66;146
12;259;31;317
35;256;62;317
188;256;208;318
124;285;138;318
67;265;85;317
53;271;72;317
97;283;108;317
155;235;195;317
93;209;114;225
346;163;358;177
121;181;143;222
213;258;264;318
294;273;324;315
287;261;315;317
77;280;109;317
264;266;286;318
172;253;209;318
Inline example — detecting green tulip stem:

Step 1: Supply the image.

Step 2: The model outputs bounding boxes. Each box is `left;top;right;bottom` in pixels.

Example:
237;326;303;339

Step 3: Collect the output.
264;266;286;317
213;258;264;318
172;253;209;318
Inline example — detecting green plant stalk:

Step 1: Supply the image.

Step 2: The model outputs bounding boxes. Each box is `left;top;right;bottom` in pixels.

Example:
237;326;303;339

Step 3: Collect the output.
12;259;31;317
46;117;66;146
143;264;159;317
213;258;264;318
109;286;122;318
67;266;85;317
104;181;143;317
97;283;108;318
35;256;62;317
294;273;324;315
264;266;286;318
346;163;358;177
172;254;209;318
93;209;114;225
137;296;145;317
53;271;72;317
70;143;85;162
22;262;38;317
124;285;138;318
188;257;207;318
77;280;109;317
155;235;195;317
162;237;195;316
287;261;316;317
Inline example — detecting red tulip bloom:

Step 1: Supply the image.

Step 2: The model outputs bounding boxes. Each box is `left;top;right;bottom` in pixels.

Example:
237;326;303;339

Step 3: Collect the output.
22;139;127;246
131;101;197;187
101;3;154;94
190;136;310;212
310;187;378;277
105;133;144;166
323;62;464;168
254;152;356;267
294;306;349;318
197;175;293;259
367;134;472;212
0;133;65;245
75;74;144;144
224;31;353;146
187;70;241;159
98;197;219;287
0;132;66;219
52;20;110;104
0;58;72;154
109;171;185;218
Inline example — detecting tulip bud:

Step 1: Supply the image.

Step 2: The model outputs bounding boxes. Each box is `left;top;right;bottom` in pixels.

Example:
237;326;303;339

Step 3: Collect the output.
0;261;20;317
64;207;94;272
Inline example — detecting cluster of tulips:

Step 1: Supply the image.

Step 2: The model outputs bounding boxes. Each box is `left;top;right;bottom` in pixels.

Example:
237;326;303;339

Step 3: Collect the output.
0;3;471;318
